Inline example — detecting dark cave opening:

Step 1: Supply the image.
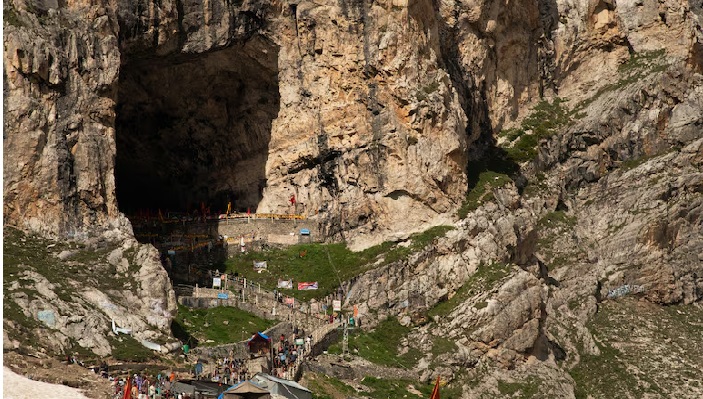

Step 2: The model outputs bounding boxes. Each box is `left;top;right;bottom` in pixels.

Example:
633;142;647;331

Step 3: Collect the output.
115;36;280;218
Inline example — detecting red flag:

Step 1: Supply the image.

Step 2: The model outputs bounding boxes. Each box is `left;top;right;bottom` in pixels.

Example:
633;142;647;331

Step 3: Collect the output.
429;376;440;399
122;378;132;399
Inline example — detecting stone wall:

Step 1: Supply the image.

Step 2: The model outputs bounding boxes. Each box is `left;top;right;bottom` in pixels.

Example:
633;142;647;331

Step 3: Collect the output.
218;219;320;243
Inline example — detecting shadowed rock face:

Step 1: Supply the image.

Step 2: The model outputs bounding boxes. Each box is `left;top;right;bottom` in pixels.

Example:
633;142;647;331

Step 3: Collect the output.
115;36;280;213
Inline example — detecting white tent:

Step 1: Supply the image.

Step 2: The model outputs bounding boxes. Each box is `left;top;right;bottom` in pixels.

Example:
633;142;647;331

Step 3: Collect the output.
251;374;312;399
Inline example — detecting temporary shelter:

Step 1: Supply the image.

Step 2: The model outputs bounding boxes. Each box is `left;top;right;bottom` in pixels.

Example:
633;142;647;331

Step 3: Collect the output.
171;380;231;398
220;380;271;399
247;332;271;355
251;374;312;399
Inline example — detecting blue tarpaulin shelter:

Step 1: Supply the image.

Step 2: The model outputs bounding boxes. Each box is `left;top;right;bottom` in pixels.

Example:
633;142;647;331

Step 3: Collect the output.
247;332;271;354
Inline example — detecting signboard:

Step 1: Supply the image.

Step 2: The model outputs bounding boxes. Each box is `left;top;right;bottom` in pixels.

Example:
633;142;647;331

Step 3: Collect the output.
285;297;295;305
295;338;304;346
300;228;310;235
213;277;222;288
277;279;293;289
167;250;176;256
253;261;268;270
217;293;229;300
298;282;318;290
333;300;341;312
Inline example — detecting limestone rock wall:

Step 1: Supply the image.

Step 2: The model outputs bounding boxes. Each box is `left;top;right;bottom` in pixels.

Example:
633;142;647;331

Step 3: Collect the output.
4;0;703;248
4;0;124;240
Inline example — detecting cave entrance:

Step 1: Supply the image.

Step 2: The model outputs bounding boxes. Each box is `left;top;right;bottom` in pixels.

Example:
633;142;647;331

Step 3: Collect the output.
115;36;279;219
115;37;279;280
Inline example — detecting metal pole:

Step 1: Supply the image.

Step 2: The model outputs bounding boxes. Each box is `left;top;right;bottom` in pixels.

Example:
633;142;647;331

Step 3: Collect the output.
342;318;349;356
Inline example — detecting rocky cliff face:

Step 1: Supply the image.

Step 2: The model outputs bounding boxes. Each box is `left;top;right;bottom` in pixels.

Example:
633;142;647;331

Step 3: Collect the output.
344;53;703;399
4;0;703;395
5;0;701;248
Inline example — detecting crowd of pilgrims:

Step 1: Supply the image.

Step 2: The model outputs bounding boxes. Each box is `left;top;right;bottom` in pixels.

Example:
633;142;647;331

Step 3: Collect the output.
202;357;250;384
271;333;308;379
96;326;316;398
112;371;179;399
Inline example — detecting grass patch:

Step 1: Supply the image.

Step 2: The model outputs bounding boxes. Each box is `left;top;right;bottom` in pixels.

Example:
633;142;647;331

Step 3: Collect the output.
570;339;641;399
110;335;159;363
497;378;539;397
577;49;667;110
538;211;577;228
225;226;453;301
431;336;457;357
618;49;666;74
458;170;513;218
458;147;519;219
306;373;356;399
499;98;573;163
173;304;276;347
4;4;24;27
428;262;512;318
361;377;434;399
329;318;420;368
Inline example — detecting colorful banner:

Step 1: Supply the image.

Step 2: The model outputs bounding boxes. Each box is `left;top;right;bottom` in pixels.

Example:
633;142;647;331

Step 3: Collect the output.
253;261;268;270
333;300;341;311
277;279;293;289
285;297;295;305
297;282;318;290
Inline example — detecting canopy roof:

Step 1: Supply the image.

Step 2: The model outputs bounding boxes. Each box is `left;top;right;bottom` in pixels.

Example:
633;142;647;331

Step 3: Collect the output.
225;380;269;394
247;332;271;345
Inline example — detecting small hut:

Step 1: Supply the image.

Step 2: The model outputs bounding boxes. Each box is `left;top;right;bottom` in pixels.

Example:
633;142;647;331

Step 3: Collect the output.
247;332;271;355
221;380;271;399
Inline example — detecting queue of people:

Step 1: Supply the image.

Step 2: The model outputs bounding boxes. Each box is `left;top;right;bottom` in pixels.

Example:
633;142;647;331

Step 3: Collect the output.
112;371;178;399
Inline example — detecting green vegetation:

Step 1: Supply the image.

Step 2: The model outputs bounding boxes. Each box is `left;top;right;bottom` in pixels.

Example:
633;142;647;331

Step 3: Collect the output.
458;145;520;219
458;170;513;218
538;210;577;228
522;172;548;198
428;262;513;318
431;336;457;357
172;304;276;347
110;335;159;363
577;49;667;110
4;4;24;27
306;374;356;399
570;339;642;399
417;81;440;101
568;299;680;398
617;49;667;74
499;98;573;163
225;226;453;301
328;317;421;368
4;227;139;301
497;378;540;397
361;377;434;399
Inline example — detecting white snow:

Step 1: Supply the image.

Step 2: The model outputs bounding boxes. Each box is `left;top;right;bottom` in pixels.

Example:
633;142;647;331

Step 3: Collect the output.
3;367;92;399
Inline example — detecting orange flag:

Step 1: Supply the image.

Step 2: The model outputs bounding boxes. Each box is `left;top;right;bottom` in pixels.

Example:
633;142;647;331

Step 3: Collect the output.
430;375;440;399
122;378;132;399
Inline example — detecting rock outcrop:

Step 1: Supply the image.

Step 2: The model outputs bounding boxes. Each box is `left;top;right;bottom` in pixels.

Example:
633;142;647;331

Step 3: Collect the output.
3;228;179;357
